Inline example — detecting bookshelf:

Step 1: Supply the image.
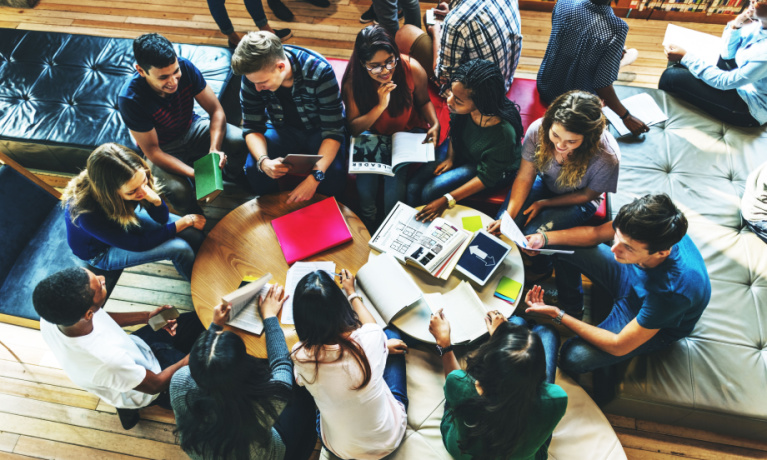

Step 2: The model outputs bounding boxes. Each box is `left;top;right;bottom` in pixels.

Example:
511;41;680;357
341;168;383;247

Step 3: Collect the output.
519;0;748;24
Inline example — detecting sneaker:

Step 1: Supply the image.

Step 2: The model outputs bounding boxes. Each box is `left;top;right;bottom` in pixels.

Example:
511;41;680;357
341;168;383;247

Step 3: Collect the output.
268;0;295;21
116;408;140;430
274;28;293;42
303;0;330;7
620;48;638;68
360;5;376;23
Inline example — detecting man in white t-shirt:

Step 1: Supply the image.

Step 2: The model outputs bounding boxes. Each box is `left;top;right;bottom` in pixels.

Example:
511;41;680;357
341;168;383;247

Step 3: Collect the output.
32;267;204;430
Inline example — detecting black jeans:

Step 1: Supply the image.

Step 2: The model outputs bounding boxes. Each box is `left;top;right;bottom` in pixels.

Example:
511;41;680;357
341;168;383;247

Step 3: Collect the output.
658;57;760;127
131;312;205;409
272;385;318;460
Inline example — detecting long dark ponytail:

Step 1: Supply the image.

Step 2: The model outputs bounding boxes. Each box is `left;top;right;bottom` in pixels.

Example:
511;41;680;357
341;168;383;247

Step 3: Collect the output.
453;321;547;458
175;329;291;459
448;59;524;149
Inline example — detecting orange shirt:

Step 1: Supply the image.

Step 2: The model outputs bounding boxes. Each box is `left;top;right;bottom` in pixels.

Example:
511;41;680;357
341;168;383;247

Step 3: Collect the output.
370;56;430;136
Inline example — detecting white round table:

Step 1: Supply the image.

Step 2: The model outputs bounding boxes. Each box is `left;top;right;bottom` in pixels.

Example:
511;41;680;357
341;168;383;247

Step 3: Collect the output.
371;205;525;344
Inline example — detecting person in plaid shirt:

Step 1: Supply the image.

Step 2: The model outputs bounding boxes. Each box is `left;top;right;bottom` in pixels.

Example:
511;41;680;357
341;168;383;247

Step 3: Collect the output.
231;32;347;203
395;0;522;92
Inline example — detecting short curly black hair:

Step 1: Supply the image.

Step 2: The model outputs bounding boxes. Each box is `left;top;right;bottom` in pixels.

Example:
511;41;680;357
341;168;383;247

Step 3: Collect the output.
613;194;688;254
134;33;176;72
33;267;94;326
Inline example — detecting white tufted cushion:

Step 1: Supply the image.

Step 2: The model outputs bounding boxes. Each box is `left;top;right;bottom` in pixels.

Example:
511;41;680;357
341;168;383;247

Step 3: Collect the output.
320;348;625;460
605;86;767;440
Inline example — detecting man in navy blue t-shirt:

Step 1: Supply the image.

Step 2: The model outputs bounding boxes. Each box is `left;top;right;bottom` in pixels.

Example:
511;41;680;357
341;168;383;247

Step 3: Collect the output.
118;33;248;214
522;194;711;379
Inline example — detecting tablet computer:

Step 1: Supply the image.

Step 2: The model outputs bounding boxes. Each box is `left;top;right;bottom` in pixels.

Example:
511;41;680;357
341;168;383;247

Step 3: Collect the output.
282;154;322;174
455;230;511;286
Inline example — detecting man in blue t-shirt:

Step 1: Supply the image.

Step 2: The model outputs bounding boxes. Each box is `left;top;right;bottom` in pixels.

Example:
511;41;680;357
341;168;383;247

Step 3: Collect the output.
523;194;711;377
118;33;248;215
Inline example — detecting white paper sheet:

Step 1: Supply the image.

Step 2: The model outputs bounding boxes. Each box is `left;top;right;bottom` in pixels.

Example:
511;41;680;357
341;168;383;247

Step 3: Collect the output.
281;261;337;324
603;93;668;137
227;283;272;335
424;282;488;344
500;213;574;255
663;23;722;66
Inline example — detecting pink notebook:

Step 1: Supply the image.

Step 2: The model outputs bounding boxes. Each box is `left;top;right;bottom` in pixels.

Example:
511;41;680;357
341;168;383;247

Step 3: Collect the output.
271;197;353;265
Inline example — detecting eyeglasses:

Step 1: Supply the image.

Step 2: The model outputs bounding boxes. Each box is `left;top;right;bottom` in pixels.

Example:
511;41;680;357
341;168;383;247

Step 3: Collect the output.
364;57;399;75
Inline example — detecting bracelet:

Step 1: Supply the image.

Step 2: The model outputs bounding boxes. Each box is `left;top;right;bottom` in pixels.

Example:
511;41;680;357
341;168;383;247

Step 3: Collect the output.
620;110;631;120
539;230;549;247
347;292;361;303
553;309;565;325
256;155;268;173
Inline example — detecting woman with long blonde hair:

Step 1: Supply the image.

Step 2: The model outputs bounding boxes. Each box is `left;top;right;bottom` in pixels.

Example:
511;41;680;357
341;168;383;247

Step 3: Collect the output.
488;90;620;282
63;143;205;280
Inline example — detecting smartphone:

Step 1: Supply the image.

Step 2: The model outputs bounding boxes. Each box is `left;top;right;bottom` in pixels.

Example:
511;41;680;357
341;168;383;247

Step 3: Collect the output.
148;307;180;331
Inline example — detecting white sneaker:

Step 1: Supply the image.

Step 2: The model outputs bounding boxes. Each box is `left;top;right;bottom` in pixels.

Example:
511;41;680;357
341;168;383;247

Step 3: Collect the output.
620;48;638;68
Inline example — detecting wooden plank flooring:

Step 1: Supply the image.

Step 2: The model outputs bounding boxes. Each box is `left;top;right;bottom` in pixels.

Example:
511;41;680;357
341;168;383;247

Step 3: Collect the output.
2;0;767;458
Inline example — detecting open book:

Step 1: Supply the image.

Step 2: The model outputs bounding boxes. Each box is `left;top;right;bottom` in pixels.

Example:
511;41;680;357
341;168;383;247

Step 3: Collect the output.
349;132;435;176
424;281;490;344
355;253;424;326
221;273;273;335
663;24;722;66
369;202;470;279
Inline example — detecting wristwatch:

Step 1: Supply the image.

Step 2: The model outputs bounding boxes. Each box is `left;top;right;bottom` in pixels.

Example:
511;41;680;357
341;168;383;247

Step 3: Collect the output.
311;170;325;182
443;193;456;209
553;309;565;325
436;344;454;356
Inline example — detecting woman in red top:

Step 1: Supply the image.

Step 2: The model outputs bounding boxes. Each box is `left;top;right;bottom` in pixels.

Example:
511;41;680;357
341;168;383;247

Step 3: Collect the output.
342;25;440;230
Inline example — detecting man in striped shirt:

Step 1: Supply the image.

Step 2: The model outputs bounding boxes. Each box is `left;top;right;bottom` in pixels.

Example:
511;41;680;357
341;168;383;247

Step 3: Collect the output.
232;32;346;203
119;33;248;215
396;0;523;92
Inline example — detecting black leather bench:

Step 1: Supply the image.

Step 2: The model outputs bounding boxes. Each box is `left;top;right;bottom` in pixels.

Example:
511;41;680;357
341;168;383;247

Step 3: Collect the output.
0;29;238;174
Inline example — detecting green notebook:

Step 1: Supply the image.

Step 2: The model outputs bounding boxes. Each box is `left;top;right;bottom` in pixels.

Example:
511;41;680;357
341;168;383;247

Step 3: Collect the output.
495;276;522;303
193;153;224;202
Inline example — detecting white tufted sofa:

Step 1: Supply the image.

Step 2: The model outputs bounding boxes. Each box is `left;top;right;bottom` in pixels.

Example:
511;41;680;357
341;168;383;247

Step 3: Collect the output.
320;347;626;460
603;86;767;440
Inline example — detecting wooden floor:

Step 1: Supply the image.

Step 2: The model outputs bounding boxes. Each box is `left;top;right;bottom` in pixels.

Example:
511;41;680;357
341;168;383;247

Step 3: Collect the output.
2;0;767;458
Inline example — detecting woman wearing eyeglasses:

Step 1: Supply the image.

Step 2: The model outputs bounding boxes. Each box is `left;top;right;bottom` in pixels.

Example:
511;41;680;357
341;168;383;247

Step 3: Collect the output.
342;25;440;230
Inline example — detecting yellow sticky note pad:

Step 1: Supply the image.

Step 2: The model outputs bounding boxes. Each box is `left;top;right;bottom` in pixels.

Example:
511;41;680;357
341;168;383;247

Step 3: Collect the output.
496;276;522;301
461;215;483;232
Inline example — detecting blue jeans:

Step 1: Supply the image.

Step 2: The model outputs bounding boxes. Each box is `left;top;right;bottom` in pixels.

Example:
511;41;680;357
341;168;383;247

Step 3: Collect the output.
244;124;347;198
89;210;202;282
496;176;597;274
132;312;205;408
745;217;767;244
406;141;472;205
273;385;318;460
554;245;673;374
207;0;267;34
507;316;559;385
315;327;409;452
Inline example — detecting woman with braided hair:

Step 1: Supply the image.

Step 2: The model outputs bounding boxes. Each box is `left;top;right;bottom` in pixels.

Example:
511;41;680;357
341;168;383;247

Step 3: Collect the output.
487;90;620;282
407;59;524;222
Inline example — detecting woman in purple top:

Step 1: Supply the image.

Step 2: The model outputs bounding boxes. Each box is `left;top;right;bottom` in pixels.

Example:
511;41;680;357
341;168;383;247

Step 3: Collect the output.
62;143;205;281
488;91;620;281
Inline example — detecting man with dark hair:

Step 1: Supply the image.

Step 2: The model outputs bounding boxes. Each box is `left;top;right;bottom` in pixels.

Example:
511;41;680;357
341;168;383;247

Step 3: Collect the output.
231;31;346;203
523;194;711;376
118;33;248;214
33;267;204;430
536;0;649;136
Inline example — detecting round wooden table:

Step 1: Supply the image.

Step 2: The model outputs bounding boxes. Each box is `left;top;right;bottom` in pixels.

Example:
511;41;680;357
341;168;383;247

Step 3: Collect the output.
381;205;525;344
191;192;371;358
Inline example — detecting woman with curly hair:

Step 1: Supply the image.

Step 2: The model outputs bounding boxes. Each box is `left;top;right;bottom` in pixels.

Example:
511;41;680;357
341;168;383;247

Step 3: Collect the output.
488;90;620;280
